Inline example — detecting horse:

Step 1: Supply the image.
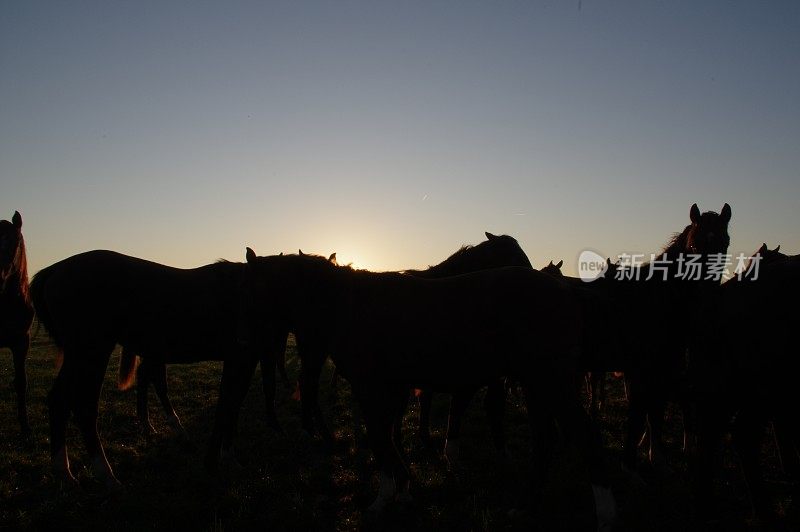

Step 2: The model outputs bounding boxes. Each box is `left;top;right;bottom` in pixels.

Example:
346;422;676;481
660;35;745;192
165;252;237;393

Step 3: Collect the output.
689;244;800;520
0;211;35;438
225;250;616;525
593;203;732;471
284;233;533;461
29;251;281;488
394;232;533;459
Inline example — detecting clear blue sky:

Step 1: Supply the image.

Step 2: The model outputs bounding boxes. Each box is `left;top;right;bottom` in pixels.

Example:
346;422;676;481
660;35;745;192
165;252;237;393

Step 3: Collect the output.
2;1;798;275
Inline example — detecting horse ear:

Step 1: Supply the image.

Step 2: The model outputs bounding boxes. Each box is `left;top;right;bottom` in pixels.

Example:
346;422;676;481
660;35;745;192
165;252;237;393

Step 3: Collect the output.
246;247;256;263
485;232;497;240
298;249;304;256
12;211;21;229
720;203;731;223
690;204;701;224
328;252;337;263
774;245;781;253
758;243;768;255
556;259;563;269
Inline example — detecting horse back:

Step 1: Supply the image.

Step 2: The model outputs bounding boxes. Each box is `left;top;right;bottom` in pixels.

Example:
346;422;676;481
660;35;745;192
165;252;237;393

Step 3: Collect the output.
334;266;581;389
32;250;242;360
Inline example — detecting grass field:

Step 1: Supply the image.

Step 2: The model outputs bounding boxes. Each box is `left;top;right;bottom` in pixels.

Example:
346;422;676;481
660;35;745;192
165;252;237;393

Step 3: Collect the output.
0;331;794;531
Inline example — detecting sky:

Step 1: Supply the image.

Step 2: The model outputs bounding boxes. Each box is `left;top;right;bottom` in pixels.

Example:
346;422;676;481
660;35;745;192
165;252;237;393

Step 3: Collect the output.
1;1;798;276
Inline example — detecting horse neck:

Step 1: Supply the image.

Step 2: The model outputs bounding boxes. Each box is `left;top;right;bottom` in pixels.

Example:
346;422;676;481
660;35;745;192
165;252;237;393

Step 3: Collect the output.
2;239;30;304
659;229;691;275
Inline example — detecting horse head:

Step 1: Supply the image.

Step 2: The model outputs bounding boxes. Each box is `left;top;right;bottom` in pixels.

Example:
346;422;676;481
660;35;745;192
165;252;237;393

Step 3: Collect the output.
0;211;25;291
684;203;732;257
541;259;564;277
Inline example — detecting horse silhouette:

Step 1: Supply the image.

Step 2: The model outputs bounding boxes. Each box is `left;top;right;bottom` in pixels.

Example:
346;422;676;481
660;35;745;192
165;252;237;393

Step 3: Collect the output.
228;250;615;521
690;243;800;520
294;233;532;460
0;211;34;439
30;251;282;488
597;203;732;471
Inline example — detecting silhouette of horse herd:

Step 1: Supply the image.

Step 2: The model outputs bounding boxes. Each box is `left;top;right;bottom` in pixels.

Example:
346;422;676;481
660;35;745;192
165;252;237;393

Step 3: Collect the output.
2;203;799;529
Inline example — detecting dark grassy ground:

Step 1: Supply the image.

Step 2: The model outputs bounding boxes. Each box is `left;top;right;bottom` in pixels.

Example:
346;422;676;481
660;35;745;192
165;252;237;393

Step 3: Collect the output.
0;332;795;531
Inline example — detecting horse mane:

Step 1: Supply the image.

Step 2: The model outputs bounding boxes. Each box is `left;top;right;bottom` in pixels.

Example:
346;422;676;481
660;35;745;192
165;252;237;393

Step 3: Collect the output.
13;235;30;305
417;245;474;276
659;226;691;258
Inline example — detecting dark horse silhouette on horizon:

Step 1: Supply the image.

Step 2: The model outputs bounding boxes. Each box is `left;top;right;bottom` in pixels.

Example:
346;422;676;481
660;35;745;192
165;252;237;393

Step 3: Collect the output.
29;252;283;487
0;211;34;439
600;203;732;471
690;244;800;521
222;250;616;525
292;233;533;460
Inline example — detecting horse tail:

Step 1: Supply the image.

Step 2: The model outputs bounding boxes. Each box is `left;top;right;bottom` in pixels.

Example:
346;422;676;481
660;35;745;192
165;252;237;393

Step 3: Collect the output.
118;348;139;391
29;264;64;350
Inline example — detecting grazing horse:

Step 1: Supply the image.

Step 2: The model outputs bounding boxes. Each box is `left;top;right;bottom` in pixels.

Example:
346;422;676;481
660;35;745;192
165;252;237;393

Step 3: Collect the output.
400;232;532;458
690;244;800;520
286;233;532;461
0;211;34;437
595;203;732;471
225;251;615;524
29;251;280;487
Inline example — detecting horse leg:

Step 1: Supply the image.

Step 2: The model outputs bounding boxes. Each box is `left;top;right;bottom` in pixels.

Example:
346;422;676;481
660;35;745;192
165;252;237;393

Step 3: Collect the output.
484;379;508;457
732;408;772;520
773;414;800;479
205;349;260;473
150;362;186;438
522;384;556;498
592;372;606;418
136;358;155;434
392;394;408;456
11;334;31;437
416;389;433;447
646;395;668;469
445;391;473;465
774;410;800;519
298;344;331;441
48;355;77;486
689;403;722;520
547;365;617;531
74;348;120;489
358;387;410;513
276;347;291;389
259;336;285;431
584;372;593;411
623;375;647;472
